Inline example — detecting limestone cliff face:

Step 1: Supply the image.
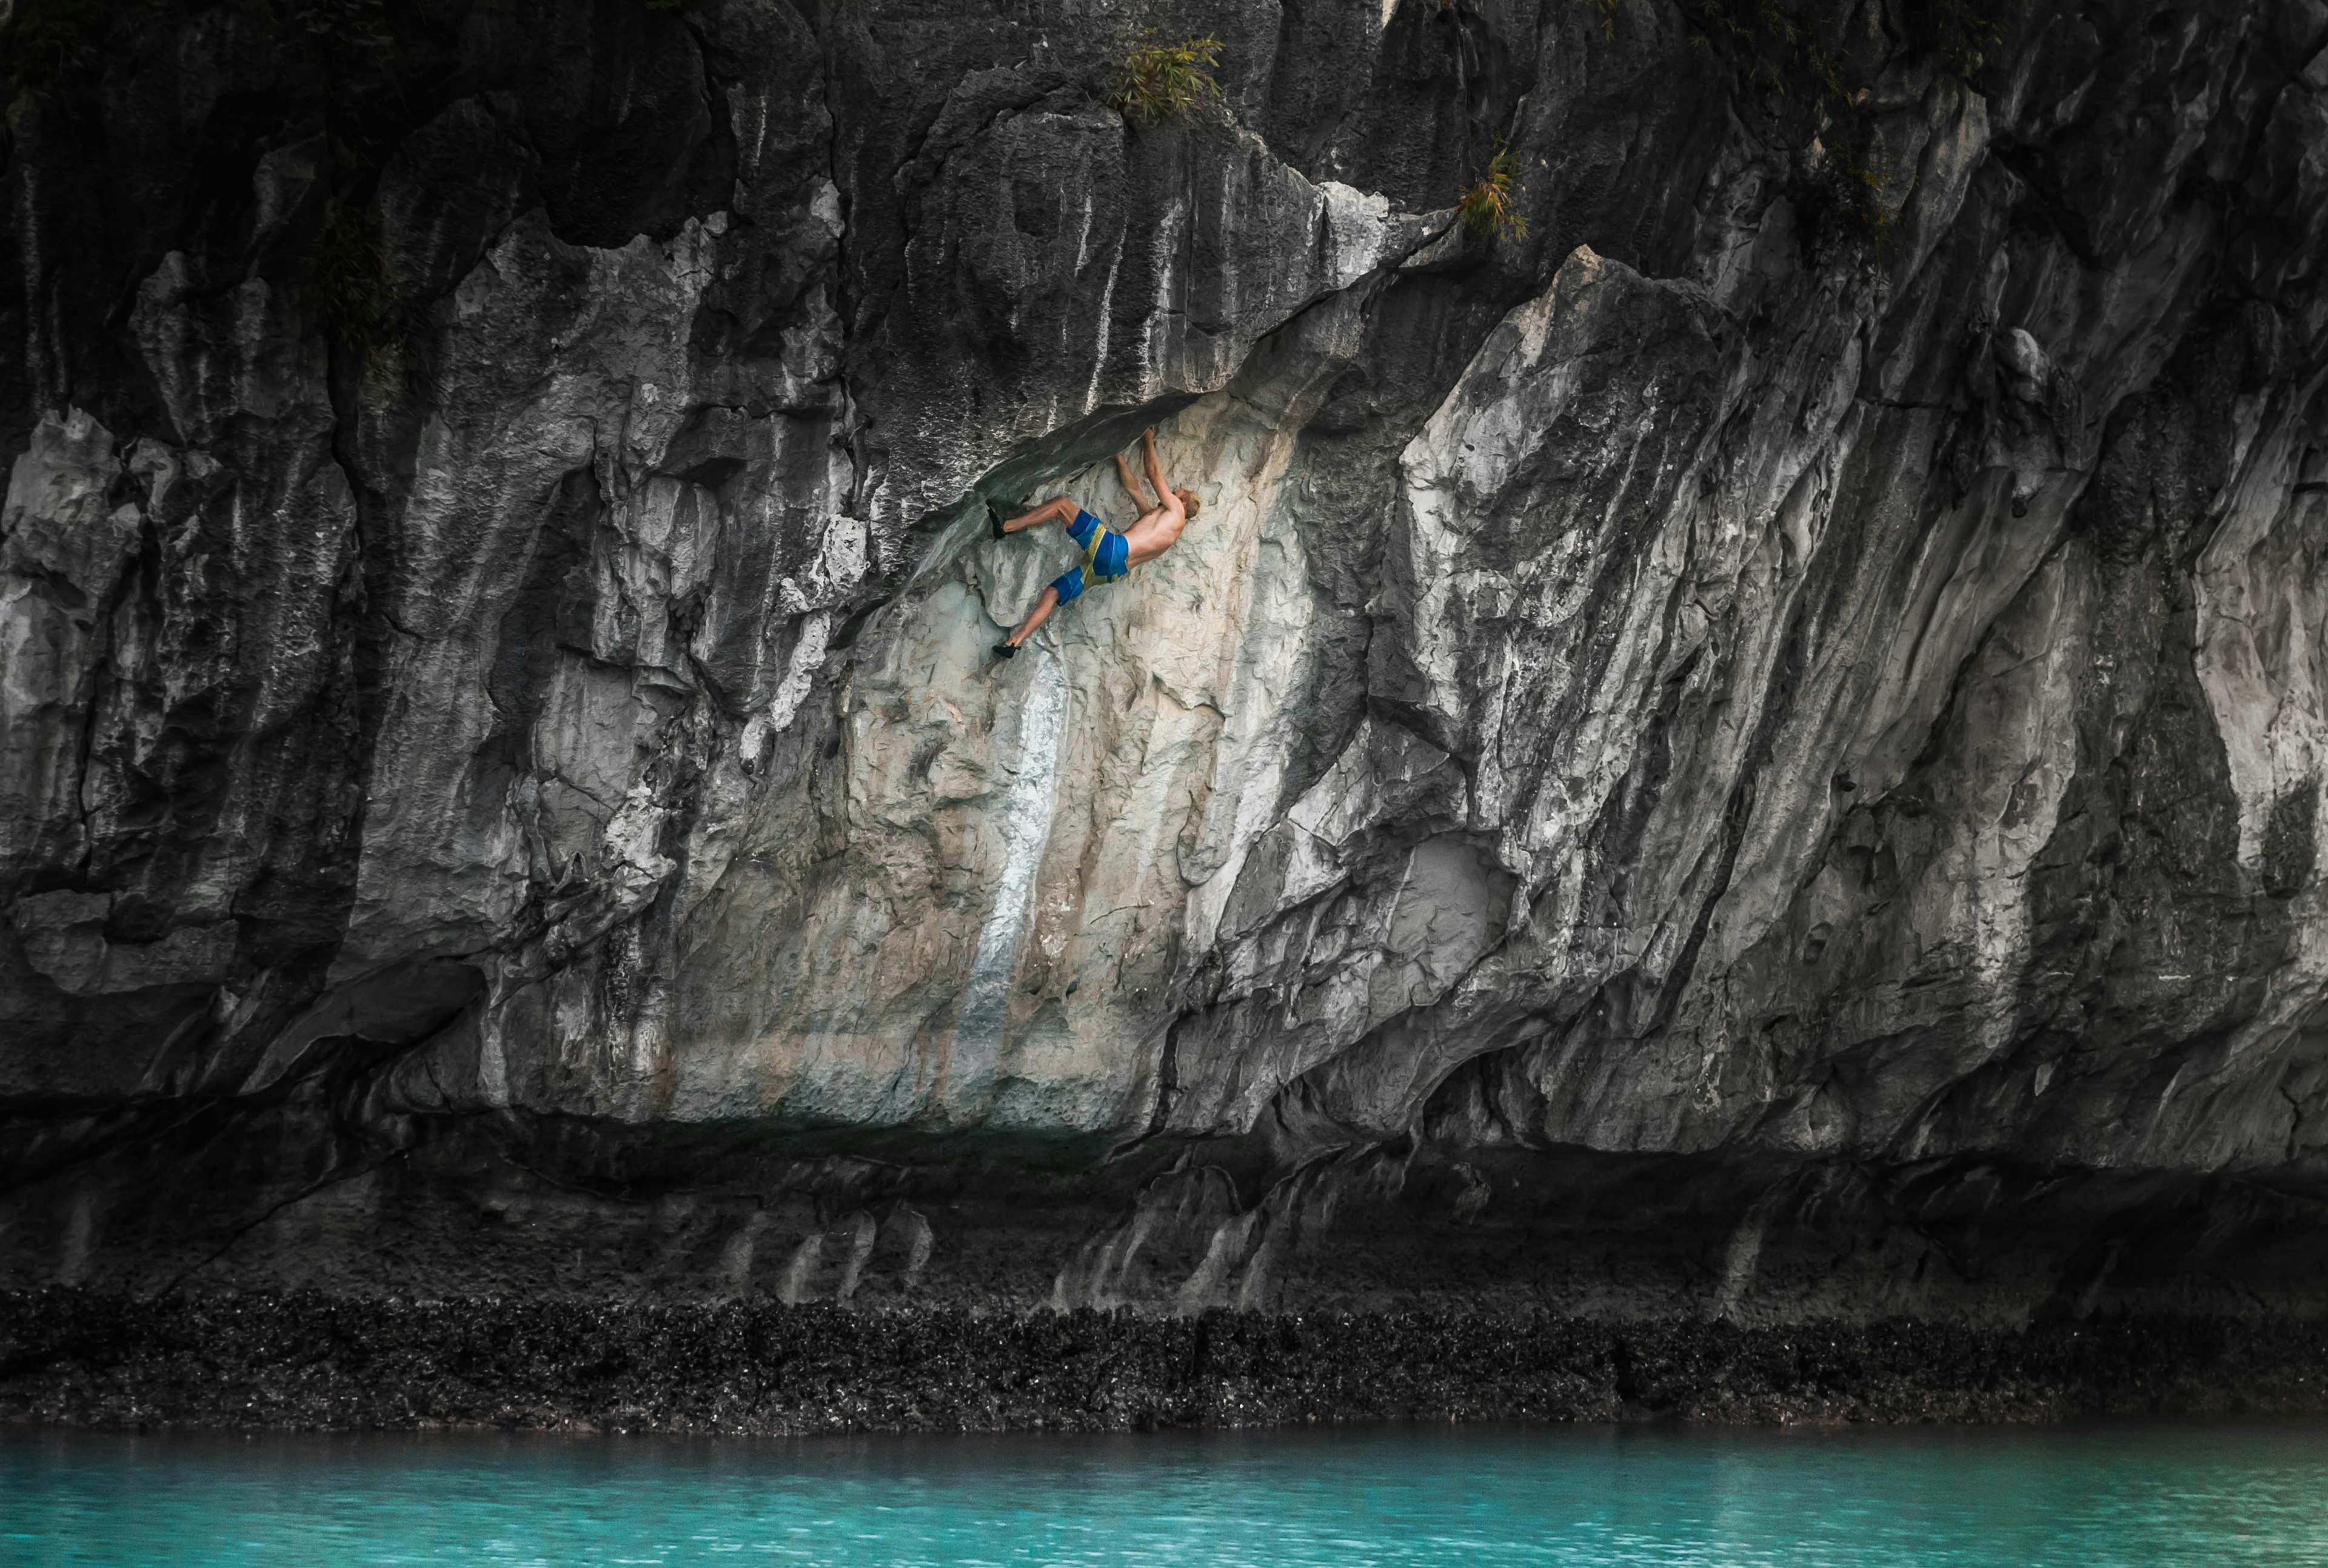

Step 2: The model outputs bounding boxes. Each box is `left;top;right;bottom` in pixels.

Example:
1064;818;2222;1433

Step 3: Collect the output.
3;0;2326;1320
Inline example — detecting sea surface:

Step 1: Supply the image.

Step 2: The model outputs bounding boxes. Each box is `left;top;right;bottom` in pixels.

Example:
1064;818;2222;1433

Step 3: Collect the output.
4;1420;2326;1566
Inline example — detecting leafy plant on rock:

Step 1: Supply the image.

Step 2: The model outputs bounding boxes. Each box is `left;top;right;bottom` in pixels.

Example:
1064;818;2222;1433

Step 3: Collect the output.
1456;141;1528;244
1109;32;1223;125
1802;136;1891;256
1671;0;1982;262
1913;0;2002;78
2;0;142;92
306;197;407;385
269;0;396;50
5;0;436;392
280;0;432;392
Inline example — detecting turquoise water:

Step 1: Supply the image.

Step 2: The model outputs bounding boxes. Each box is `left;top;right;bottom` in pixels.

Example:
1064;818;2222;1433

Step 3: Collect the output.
5;1421;2327;1566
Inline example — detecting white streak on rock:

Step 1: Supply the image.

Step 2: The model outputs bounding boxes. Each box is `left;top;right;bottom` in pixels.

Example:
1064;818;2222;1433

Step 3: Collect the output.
743;608;834;762
952;649;1070;1111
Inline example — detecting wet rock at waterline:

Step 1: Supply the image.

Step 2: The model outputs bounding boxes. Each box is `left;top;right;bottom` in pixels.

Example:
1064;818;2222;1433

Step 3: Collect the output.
1;0;2326;1333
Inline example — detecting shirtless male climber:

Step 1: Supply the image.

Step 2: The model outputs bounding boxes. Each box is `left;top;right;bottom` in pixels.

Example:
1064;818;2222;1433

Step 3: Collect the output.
989;426;1202;659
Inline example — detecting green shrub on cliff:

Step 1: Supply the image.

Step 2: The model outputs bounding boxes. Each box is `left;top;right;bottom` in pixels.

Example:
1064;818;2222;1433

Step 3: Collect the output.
1110;32;1222;124
1915;0;2002;76
306;197;407;385
1671;0;1982;261
2;0;136;89
1456;142;1528;244
1802;136;1891;255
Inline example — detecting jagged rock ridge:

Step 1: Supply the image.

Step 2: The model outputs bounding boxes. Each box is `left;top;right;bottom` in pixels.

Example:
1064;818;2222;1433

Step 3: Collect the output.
1;0;2326;1323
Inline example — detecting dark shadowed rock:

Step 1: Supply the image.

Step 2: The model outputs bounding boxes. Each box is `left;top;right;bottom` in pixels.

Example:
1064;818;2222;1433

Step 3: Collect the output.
1;0;2326;1413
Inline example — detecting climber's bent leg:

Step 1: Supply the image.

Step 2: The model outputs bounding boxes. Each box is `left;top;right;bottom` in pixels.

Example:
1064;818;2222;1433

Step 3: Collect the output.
1011;585;1061;645
995;577;1072;658
994;496;1068;537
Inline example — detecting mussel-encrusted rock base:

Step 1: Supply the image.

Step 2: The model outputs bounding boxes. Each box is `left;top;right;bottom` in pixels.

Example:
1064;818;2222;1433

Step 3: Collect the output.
6;1292;2327;1432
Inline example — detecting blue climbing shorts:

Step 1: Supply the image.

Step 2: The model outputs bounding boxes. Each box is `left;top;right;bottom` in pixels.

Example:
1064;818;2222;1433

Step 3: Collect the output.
1051;509;1129;604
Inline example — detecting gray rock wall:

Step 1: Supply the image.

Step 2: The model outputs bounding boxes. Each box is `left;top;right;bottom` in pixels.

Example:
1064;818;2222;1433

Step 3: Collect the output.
2;0;2326;1321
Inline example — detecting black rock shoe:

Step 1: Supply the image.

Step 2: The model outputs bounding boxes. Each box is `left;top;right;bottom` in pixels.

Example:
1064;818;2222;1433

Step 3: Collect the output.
988;496;1034;539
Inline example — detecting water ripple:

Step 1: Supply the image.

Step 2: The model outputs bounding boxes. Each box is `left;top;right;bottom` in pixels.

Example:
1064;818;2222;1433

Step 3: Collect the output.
5;1421;2326;1566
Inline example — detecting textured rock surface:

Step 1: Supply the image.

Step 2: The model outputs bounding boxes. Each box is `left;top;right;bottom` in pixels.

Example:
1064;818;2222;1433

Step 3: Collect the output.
8;1291;2328;1432
2;0;2327;1326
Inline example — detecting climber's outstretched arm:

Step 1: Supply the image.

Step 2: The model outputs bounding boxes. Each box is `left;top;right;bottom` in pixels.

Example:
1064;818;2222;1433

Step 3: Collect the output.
1141;428;1173;512
1114;453;1153;512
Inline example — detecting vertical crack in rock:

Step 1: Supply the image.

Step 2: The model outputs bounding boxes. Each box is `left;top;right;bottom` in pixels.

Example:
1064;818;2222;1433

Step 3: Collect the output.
954;649;1070;1116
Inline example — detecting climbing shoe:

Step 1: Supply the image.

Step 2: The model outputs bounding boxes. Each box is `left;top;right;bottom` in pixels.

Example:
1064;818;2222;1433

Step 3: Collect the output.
992;641;1017;660
988;496;1034;539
